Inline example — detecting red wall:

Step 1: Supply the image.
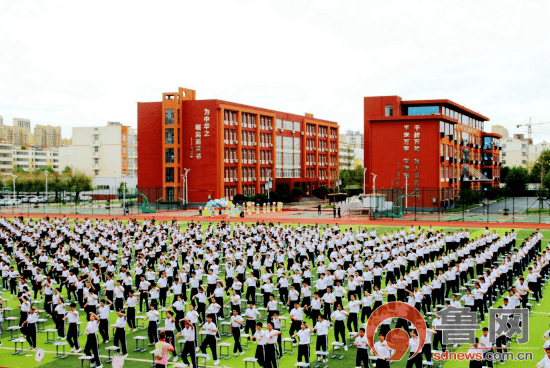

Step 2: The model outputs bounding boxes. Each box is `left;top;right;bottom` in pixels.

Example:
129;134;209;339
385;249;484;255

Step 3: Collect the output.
137;102;163;188
181;100;221;203
369;120;440;188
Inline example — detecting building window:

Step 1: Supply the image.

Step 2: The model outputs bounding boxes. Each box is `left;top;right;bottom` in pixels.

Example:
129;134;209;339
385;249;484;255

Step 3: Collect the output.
122;146;126;153
165;109;174;125
94;158;99;164
165;148;174;163
94;146;99;152
93;134;99;141
406;106;439;116
94;170;99;176
385;105;393;117
165;128;174;144
165;167;174;183
122;134;126;141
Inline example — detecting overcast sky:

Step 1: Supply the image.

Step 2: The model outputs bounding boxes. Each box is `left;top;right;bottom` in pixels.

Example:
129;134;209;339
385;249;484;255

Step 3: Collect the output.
0;0;549;142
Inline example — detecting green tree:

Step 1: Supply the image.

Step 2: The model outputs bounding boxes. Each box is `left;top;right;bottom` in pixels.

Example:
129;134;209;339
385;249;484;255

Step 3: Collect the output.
500;166;511;183
291;186;304;198
505;166;529;192
543;171;550;192
117;182;129;199
49;172;64;201
12;166;25;174
530;150;550;183
62;166;72;174
67;171;92;202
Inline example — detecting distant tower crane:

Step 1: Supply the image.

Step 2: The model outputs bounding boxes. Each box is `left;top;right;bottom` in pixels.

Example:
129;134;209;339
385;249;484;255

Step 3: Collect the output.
516;118;550;171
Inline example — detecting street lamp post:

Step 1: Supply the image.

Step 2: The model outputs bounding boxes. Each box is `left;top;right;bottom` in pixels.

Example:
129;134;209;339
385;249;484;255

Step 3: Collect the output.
267;169;272;201
371;173;377;211
9;174;16;201
43;170;48;203
182;168;190;209
363;168;367;195
121;174;127;214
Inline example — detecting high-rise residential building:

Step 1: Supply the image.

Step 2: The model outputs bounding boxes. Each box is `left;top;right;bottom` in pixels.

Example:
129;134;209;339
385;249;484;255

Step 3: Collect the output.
0;116;3;127
339;134;364;169
33;125;62;147
13;118;31;132
0;125;31;146
364;96;501;208
491;125;509;139
59;122;137;178
137;87;340;203
493;125;550;168
0;141;60;174
341;130;364;148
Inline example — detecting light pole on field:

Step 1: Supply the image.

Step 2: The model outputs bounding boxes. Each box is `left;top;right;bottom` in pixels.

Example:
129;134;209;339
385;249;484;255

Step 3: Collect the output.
371;173;377;211
182;168;190;209
363;167;367;195
9;174;16;201
267;169;272;201
43;170;48;203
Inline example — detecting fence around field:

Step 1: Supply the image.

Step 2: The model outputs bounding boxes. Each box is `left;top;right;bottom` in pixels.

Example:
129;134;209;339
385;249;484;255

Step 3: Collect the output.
0;187;189;216
365;188;550;224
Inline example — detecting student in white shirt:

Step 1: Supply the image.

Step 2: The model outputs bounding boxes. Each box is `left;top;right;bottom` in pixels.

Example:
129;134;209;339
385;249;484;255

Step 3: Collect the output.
313;314;333;357
84;313;103;368
112;310;128;357
97;299;112;343
199;315;220;366
353;328;369;368
164;311;179;362
176;320;197;368
229;309;244;356
251;322;266;368
374;333;391;368
63;303;81;352
124;289;138;330
145;304;160;345
292;322;314;364
537;348;550;368
21;307;39;349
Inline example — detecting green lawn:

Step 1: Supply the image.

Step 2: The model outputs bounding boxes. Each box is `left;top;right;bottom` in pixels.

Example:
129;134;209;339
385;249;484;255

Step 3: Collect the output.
0;222;546;368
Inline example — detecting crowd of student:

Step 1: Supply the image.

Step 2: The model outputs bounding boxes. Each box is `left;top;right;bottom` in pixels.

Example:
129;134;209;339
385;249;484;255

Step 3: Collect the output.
0;216;547;368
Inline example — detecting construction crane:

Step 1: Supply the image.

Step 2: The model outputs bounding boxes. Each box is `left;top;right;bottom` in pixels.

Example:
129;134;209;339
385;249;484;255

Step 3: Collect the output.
516;118;550;171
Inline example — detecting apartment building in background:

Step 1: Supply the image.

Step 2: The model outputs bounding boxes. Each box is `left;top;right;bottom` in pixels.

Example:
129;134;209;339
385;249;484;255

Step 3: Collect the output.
492;125;550;168
34;125;62;147
339;134;364;170
0;117;62;147
13;118;31;132
364;96;501;208
341;130;364;148
0;141;60;174
138;87;340;203
59;122;137;178
0;124;31;146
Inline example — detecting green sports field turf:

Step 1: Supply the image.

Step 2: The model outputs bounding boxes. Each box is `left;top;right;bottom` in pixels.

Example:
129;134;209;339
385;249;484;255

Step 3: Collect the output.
0;223;546;368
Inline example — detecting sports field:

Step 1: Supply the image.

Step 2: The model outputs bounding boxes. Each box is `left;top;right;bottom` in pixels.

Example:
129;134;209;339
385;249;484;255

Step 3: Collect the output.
0;221;547;368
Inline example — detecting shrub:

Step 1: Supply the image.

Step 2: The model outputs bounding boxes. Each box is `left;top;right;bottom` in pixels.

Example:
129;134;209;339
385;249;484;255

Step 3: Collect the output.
291;187;304;198
233;194;248;204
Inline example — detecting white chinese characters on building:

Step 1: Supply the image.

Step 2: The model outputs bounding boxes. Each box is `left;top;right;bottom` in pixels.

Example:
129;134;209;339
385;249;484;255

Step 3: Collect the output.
402;124;421;187
194;108;212;160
